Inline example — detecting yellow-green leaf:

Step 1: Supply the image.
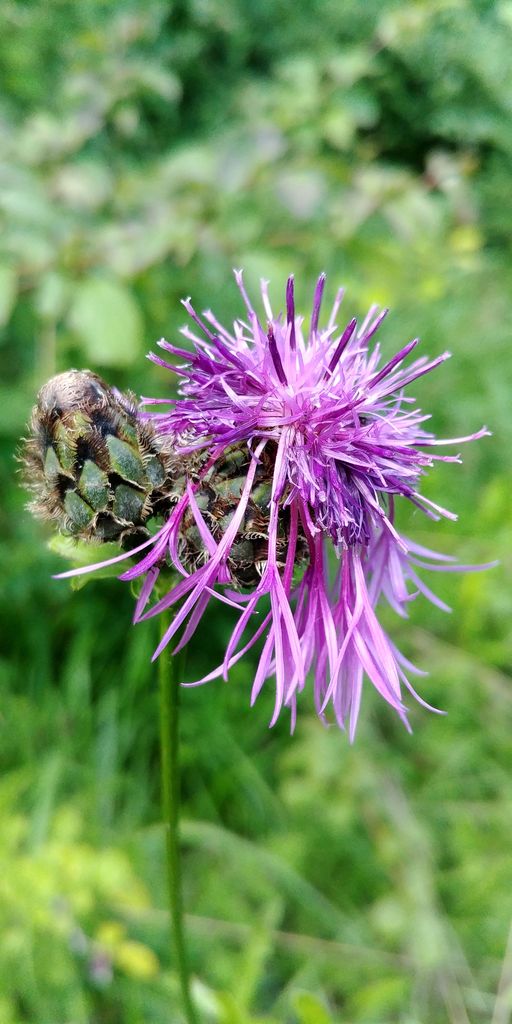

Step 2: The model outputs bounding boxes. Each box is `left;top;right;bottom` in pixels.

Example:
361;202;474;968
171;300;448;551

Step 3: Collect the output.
68;277;143;367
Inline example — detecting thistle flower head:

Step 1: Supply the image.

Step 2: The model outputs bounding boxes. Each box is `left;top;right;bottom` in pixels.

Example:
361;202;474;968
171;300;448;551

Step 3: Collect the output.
43;273;490;736
149;272;459;548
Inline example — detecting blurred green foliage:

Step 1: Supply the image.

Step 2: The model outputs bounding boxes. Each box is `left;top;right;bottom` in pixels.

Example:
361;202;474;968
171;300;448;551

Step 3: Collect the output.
1;0;511;1020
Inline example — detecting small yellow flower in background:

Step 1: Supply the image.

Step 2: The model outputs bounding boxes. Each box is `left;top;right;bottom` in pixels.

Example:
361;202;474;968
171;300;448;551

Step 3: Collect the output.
95;920;160;980
95;920;126;949
115;940;160;980
449;224;483;254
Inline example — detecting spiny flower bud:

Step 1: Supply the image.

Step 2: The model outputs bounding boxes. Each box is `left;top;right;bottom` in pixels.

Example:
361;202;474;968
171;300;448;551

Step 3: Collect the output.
22;370;177;549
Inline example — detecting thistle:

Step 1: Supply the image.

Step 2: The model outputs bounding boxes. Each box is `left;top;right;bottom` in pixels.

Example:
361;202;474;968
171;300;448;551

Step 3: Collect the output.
24;274;491;736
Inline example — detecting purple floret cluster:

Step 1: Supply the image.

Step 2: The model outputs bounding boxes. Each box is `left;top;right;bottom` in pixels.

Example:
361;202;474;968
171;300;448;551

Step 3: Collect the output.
61;272;489;736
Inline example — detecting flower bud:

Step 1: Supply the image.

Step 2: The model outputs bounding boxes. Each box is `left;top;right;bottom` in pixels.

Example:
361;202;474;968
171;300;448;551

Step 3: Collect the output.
21;370;176;548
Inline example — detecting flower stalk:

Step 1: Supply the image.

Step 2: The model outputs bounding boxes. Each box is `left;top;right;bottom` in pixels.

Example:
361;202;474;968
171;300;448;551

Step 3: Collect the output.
158;637;199;1023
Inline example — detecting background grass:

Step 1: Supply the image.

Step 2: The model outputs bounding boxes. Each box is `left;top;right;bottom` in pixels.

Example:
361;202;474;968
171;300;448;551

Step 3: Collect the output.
1;1;511;1021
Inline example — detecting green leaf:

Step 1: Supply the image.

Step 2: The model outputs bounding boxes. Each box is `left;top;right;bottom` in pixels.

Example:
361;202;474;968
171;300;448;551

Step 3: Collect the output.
48;534;124;590
68;277;143;367
0;264;18;329
34;272;70;322
292;991;333;1024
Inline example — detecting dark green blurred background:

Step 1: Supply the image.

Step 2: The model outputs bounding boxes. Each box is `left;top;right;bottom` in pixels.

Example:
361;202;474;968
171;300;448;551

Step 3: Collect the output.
1;2;511;1021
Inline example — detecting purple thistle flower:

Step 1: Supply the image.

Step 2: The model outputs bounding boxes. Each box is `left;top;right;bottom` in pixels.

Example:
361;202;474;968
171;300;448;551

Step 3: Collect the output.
59;272;490;737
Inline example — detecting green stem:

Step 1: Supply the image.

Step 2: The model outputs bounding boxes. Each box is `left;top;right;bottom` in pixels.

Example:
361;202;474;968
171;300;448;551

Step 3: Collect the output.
158;640;199;1023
